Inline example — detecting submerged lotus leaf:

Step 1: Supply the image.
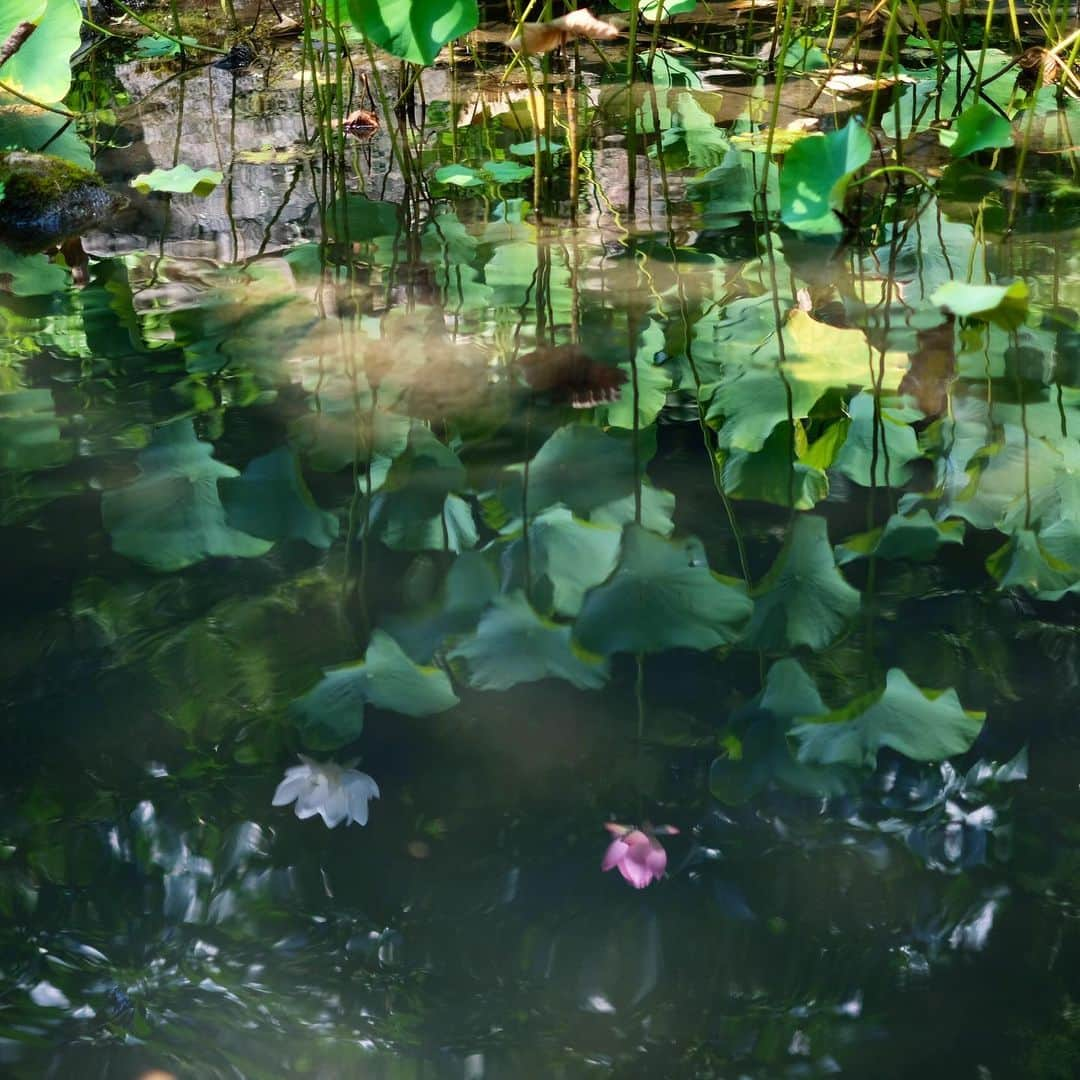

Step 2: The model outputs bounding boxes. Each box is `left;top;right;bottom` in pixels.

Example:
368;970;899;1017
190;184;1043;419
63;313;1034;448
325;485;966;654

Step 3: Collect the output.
503;507;622;617
604;320;673;430
101;420;272;571
780;119;873;234
790;668;986;769
342;0;478;65
575;525;753;655
0;387;69;471
449;591;609;691
221;446;339;548
745;515;860;651
362;427;477;552
836;510;966;564
293;630;458;749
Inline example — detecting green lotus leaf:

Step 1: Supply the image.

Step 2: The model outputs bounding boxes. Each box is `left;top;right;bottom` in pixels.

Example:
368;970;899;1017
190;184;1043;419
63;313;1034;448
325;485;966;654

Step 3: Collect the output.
790;668;986;769
293;630;458;749
509;139;564;156
132;165;224;196
0;0;80;104
434;164;484;188
384;551;499;662
943;101;1013;159
449;591;609;691
341;0;479;65
779;119;872;234
480;160;533;185
720;424;830;510
986;527;1080;600
575;524;753;655
745;514;860;651
0;387;69;471
101;420;273;571
931;280;1029;330
610;0;695;21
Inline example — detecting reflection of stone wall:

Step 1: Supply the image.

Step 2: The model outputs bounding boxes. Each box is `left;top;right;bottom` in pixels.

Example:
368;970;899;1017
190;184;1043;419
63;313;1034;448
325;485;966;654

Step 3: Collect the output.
85;56;402;262
81;52;689;263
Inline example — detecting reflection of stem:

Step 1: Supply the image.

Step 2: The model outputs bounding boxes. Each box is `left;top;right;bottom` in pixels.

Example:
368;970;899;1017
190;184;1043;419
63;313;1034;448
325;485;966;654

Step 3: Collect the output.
635;652;645;820
762;230;797;516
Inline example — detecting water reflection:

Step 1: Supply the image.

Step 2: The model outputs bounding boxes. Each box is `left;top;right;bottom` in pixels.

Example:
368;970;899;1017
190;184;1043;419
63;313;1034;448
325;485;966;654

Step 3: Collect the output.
3;14;1080;1080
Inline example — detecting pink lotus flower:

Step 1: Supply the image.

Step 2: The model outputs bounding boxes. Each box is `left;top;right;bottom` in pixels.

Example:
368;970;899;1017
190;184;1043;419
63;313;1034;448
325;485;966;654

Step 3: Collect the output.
601;822;678;889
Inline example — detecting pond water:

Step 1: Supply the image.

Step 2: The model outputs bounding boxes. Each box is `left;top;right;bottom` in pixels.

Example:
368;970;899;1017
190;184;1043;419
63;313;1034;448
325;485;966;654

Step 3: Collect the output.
3;6;1080;1078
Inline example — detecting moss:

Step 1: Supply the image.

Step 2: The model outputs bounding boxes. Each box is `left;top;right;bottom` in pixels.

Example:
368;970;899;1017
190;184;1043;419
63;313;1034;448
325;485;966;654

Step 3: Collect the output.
0;151;123;251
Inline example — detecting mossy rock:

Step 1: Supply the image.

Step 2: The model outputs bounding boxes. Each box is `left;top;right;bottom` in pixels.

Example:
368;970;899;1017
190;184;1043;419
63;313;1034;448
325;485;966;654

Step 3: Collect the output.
0;151;125;251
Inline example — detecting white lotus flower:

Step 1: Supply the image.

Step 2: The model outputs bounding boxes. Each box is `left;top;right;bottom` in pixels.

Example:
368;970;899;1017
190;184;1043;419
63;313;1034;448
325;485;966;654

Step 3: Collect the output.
272;757;380;828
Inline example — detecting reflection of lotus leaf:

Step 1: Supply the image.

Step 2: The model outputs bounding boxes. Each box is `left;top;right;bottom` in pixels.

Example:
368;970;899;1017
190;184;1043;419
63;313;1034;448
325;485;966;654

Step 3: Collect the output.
101;420;272;571
503;507;621;617
986;528;1080;600
790;668;985;768
746;515;860;652
836;510;966;564
449;591;609;690
710;659;856;803
292;630;458;749
220;446;339;549
575;525;752;655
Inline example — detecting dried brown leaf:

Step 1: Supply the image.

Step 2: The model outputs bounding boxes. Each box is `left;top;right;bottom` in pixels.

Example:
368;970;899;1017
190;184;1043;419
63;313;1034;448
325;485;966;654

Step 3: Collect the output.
268;15;302;38
512;8;619;54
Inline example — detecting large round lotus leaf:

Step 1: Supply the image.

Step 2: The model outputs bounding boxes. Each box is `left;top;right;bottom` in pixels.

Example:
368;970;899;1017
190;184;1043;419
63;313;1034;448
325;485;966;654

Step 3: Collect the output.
101;420;272;572
221;446;339;549
0;0;81;104
931;280;1028;330
943;101;1014;159
341;0;478;66
293;630;458;749
449;591;609;691
789;668;985;769
575;525;753;655
779;119;872;235
745;514;860;652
